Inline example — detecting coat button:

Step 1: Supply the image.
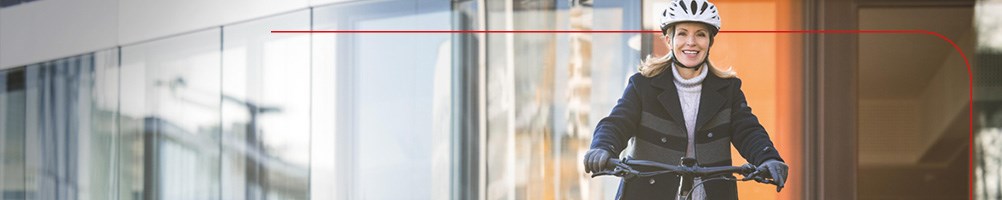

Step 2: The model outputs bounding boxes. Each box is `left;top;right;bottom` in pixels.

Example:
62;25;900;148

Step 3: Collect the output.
661;137;668;143
708;132;714;138
649;178;656;184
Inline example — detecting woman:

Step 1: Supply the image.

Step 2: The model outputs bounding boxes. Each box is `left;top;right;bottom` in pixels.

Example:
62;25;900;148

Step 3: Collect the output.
583;0;788;199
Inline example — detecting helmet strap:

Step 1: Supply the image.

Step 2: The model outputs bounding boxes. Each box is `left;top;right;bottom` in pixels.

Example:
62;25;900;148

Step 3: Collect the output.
672;57;704;70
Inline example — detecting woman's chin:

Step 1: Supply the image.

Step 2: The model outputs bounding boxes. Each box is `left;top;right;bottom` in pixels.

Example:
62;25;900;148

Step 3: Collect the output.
679;61;702;68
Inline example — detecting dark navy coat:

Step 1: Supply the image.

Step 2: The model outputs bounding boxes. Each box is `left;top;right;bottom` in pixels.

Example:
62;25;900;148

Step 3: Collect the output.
590;71;784;200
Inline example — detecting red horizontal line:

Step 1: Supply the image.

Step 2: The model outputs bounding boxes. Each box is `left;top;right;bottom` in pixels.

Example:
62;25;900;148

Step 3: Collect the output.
271;30;657;33
270;30;934;34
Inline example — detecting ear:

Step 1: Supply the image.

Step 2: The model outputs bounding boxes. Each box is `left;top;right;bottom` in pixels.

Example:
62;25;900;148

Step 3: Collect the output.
662;35;673;49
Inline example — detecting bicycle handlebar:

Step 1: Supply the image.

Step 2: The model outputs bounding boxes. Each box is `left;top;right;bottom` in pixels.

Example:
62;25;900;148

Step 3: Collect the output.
590;158;780;188
598;158;757;178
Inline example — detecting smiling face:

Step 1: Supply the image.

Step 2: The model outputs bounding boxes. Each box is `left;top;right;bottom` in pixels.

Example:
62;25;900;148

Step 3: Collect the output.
664;22;713;68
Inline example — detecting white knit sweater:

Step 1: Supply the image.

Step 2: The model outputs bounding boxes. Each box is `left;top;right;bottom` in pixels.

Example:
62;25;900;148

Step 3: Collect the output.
671;63;708;200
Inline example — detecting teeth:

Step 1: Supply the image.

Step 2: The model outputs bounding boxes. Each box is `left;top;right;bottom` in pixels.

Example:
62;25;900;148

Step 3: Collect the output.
683;50;698;54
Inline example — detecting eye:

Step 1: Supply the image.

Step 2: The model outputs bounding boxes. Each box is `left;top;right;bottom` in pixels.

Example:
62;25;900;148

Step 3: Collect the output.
696;32;707;37
676;31;687;36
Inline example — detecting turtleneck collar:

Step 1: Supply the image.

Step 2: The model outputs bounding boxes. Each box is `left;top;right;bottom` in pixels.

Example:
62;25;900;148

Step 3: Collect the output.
671;63;708;88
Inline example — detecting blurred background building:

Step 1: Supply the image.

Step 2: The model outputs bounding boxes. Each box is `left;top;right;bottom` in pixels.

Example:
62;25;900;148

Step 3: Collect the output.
0;0;997;199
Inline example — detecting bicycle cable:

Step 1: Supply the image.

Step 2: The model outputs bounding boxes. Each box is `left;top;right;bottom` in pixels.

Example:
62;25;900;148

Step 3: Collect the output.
684;176;734;200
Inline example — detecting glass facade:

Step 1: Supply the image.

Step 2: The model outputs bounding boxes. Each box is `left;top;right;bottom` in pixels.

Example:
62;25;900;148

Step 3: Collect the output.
0;1;463;199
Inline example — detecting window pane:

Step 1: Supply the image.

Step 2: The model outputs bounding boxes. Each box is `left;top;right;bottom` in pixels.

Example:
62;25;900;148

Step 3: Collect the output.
120;28;222;200
222;10;311;200
23;64;41;200
2;51;117;200
22;54;98;200
1;68;27;200
310;9;338;200
483;1;640;200
313;1;453;199
84;49;121;200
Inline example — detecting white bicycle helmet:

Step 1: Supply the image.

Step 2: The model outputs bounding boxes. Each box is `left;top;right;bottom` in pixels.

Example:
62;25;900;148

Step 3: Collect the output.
659;0;722;35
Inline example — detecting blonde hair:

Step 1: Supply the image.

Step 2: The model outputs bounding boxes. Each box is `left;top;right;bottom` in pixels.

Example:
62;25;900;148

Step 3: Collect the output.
638;53;737;78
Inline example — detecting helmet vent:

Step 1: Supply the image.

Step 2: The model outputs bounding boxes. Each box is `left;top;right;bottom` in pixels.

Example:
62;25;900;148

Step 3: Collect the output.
690;1;698;15
700;2;709;15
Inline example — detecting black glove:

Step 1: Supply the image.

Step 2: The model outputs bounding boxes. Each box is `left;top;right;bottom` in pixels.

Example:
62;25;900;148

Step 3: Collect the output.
584;149;612;173
757;159;788;192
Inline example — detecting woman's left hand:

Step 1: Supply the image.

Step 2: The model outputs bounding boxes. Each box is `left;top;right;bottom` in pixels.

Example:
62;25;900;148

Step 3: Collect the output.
757;159;788;192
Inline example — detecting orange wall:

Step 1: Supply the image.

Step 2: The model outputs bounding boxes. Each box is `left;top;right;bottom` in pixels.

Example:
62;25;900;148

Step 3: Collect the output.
650;0;803;199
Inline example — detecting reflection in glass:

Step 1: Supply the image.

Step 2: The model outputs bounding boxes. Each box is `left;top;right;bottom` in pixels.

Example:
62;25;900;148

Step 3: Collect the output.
23;55;87;199
975;2;1002;199
310;10;338;200
1;68;27;200
484;1;638;200
313;1;454;199
121;28;222;200
1;51;119;200
223;9;311;200
87;49;121;200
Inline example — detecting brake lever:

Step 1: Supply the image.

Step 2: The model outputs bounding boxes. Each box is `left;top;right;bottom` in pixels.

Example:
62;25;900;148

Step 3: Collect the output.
741;169;780;184
742;170;783;192
754;177;784;192
590;166;639;180
751;176;775;184
740;170;761;181
591;171;613;178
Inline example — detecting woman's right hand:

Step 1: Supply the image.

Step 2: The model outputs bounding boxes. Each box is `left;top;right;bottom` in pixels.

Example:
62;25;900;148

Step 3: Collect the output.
584;149;612;173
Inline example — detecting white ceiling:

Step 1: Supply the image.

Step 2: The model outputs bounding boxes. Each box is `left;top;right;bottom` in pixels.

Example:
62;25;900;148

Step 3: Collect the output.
858;7;974;99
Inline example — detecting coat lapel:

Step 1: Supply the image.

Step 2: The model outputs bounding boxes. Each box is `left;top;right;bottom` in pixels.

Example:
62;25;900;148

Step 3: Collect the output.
694;74;728;132
651;71;687;132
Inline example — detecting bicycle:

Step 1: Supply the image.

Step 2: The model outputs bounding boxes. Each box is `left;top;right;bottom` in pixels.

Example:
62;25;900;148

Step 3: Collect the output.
590;157;782;200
